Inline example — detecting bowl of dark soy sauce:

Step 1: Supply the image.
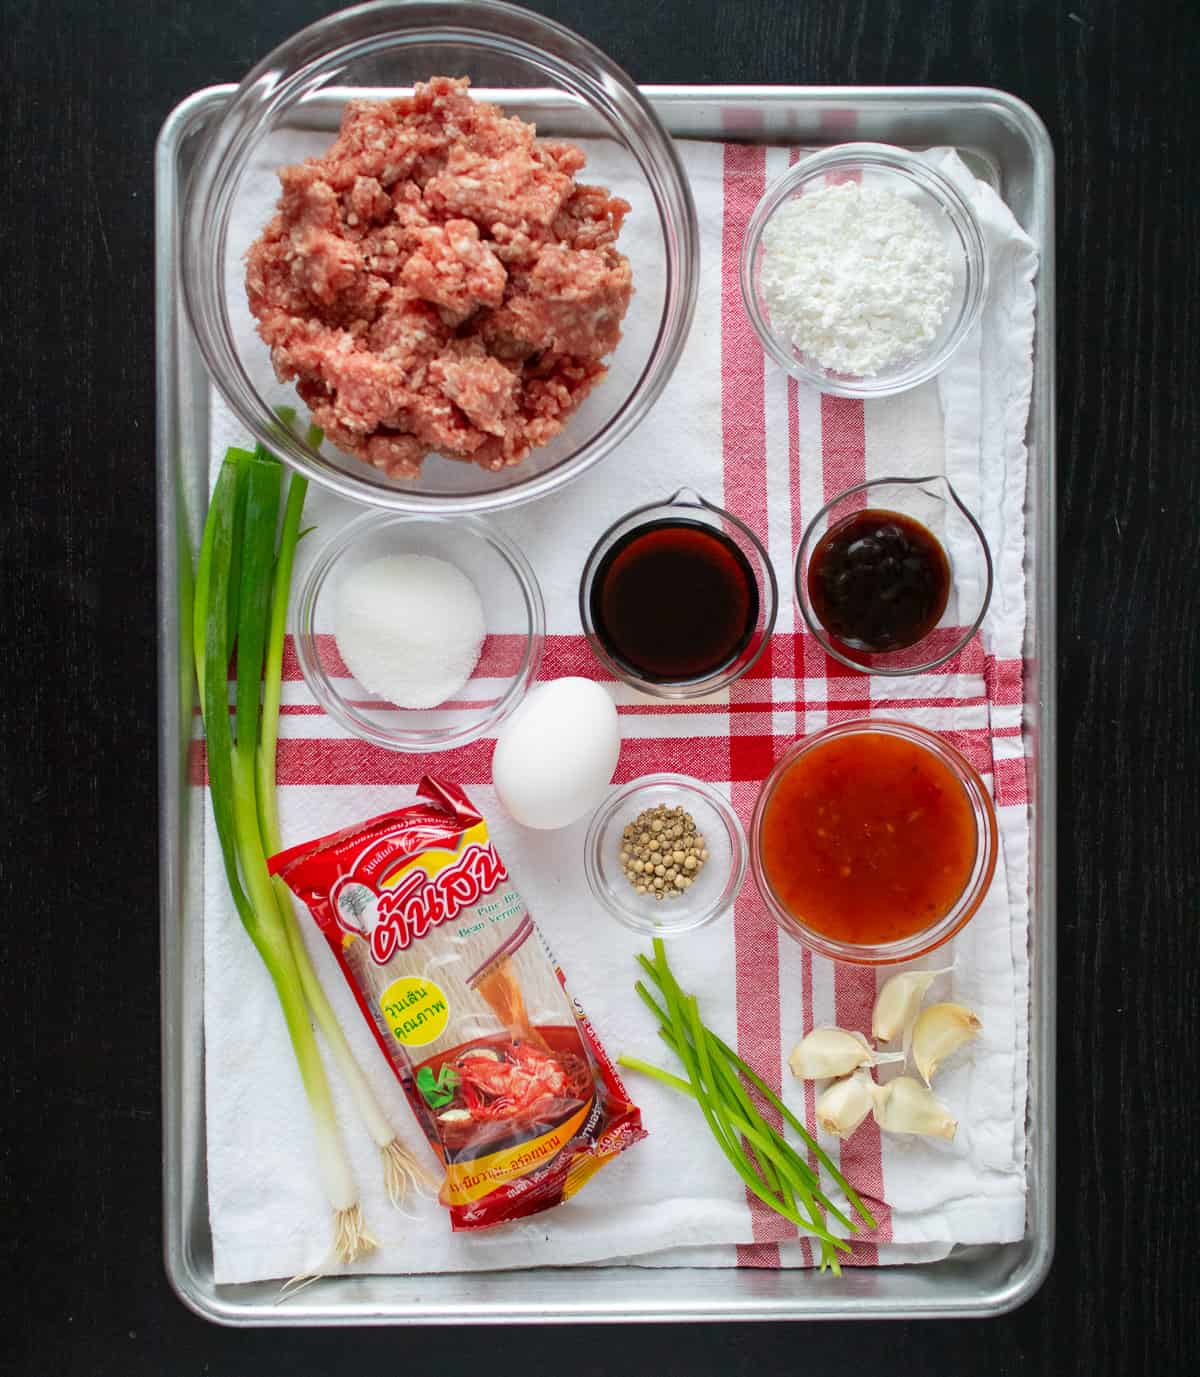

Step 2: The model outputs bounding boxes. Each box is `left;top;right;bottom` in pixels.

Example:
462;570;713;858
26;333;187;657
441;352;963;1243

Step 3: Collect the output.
796;475;992;675
580;488;777;697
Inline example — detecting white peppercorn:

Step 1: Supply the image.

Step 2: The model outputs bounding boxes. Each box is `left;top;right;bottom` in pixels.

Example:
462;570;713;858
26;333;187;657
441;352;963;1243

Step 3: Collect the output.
620;803;708;901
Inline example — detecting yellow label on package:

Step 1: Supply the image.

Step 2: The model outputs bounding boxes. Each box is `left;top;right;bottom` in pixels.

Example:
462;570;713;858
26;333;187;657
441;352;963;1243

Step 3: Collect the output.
441;1101;594;1205
380;976;449;1047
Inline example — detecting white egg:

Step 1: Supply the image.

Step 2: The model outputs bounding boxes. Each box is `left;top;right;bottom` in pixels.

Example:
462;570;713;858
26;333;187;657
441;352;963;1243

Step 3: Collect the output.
492;677;621;830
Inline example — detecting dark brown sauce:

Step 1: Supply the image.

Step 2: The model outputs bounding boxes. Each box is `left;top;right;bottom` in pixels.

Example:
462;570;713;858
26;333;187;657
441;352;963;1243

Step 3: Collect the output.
590;519;759;683
808;508;950;651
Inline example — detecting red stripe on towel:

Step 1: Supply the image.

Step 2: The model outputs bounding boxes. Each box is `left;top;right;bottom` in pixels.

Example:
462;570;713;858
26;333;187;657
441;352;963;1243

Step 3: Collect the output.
786;233;818;1265
722;140;792;1267
820;395;893;1257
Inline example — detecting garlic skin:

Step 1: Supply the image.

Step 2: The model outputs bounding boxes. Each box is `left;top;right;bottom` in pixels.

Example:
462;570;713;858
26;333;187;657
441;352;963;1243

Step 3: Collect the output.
872;1076;957;1140
871;966;953;1045
788;1027;905;1080
911;1003;982;1086
815;1069;880;1140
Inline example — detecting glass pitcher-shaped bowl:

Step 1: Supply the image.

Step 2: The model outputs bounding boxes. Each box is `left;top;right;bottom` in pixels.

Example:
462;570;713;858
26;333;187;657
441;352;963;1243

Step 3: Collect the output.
579;488;778;699
795;474;993;676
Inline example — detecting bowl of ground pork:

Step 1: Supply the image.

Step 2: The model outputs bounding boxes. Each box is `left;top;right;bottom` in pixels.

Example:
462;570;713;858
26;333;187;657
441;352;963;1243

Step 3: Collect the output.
182;0;699;513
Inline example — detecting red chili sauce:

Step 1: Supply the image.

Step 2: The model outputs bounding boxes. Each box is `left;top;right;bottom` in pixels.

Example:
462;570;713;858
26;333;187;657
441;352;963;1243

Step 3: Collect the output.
759;732;977;945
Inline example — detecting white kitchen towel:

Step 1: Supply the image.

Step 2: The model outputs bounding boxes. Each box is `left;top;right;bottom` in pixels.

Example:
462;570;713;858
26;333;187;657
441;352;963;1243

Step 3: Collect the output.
200;130;1038;1283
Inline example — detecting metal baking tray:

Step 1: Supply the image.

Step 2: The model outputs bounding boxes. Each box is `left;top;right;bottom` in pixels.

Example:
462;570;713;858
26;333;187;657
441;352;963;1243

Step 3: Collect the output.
157;84;1055;1324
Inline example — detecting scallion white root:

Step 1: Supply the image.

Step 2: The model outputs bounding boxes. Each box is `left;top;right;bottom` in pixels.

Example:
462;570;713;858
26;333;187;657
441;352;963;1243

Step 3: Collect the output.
382;1137;438;1209
274;877;436;1208
333;1202;379;1263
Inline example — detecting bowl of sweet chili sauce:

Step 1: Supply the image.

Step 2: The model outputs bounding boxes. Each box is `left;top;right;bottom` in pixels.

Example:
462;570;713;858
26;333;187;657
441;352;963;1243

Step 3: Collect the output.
750;720;998;965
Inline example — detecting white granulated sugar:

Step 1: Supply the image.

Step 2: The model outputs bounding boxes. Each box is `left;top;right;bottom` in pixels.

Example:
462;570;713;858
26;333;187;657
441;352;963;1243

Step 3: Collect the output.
335;553;486;709
760;181;955;377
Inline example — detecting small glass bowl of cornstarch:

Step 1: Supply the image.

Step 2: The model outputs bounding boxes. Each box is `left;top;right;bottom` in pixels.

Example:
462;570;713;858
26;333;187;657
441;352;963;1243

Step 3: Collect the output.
739;144;988;398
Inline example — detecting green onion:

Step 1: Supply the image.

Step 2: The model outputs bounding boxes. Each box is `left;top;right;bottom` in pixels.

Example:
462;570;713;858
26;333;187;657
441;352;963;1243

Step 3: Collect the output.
198;454;253;932
247;428;433;1208
196;428;433;1258
619;939;876;1274
197;448;373;1262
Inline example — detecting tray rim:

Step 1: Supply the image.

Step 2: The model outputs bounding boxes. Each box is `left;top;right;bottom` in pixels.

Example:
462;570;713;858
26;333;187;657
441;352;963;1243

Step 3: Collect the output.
156;81;1055;1326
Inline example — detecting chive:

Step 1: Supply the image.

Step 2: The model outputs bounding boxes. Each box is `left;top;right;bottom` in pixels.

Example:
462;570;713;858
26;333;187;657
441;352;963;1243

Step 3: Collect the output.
708;1029;876;1232
263;404;297;456
653;1020;854;1232
193;455;232;719
622;942;877;1256
617;1055;692;1097
615;1055;841;1249
638;978;785;1192
643;985;850;1229
720;1107;851;1245
639;976;808;1185
685;991;774;1193
642;958;810;1195
618;1055;812;1231
651;948;785;1209
637;949;875;1231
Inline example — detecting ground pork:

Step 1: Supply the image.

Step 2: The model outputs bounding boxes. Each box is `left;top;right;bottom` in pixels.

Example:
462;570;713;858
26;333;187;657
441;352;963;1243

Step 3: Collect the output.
245;76;634;478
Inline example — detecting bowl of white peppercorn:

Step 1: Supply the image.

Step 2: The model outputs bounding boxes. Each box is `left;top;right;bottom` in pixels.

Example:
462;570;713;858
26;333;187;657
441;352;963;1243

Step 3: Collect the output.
583;774;747;936
739;144;988;398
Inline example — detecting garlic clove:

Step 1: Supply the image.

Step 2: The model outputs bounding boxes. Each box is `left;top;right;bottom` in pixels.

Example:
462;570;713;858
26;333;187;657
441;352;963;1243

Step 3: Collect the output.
872;1076;957;1140
871;965;954;1045
788;1027;871;1079
788;1026;905;1080
815;1069;880;1140
910;1002;982;1086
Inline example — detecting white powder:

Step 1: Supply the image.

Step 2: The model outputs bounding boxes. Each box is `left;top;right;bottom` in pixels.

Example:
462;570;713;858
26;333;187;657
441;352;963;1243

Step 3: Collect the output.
334;553;486;709
760;181;954;377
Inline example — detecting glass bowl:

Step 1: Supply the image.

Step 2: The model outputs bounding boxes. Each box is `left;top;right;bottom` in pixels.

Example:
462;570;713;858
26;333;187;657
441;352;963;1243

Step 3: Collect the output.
578;487;778;699
795;474;992;675
584;775;747;936
181;0;698;514
739;143;988;398
750;720;998;966
294;511;544;751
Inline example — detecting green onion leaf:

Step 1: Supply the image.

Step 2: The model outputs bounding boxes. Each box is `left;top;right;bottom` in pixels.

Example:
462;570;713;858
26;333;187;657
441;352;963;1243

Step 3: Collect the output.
196;453;253;932
257;470;308;855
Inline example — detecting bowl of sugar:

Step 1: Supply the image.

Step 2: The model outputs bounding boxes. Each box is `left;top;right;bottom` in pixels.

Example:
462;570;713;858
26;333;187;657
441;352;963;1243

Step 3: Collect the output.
294;512;545;752
739;144;988;398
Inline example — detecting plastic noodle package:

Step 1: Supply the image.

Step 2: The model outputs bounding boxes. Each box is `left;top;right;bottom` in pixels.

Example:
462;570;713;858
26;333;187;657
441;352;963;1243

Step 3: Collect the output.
271;776;645;1230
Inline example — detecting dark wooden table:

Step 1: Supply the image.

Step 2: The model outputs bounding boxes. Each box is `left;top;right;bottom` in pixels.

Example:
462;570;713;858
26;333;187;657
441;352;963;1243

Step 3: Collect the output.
5;0;1197;1372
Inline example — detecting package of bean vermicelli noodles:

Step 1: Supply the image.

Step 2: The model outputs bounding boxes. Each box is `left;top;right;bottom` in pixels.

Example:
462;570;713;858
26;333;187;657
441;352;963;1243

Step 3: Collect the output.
270;776;645;1231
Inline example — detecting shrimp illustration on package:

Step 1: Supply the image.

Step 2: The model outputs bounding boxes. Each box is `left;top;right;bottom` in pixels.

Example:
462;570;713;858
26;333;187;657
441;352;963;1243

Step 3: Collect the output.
271;776;645;1230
